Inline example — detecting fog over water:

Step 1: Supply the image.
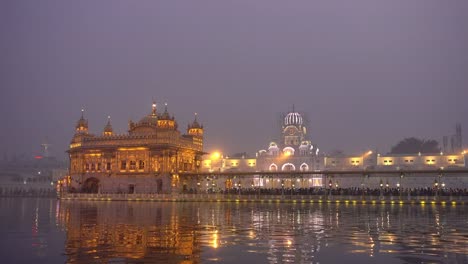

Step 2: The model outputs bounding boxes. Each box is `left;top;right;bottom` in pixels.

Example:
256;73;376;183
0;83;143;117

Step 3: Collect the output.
1;1;467;159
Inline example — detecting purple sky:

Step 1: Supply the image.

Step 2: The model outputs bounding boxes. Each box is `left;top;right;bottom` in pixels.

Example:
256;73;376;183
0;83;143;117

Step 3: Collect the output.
1;0;467;159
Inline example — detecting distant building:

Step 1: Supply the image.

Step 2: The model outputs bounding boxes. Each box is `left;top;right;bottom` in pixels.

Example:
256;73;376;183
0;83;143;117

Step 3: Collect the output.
67;103;204;194
200;109;467;190
201;109;324;189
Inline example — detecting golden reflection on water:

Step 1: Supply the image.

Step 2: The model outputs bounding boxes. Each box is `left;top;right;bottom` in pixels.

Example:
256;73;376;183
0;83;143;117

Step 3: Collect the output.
56;201;468;264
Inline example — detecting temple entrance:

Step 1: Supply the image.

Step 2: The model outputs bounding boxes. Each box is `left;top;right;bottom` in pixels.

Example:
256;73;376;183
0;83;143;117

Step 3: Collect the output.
82;177;99;193
157;179;163;193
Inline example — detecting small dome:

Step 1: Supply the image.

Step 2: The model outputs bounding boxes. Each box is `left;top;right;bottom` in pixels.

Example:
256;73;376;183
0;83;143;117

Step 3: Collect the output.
76;116;88;129
137;102;158;126
138;115;158;126
299;142;309;149
189;113;202;129
284;112;303;126
75;109;88;133
159;103;171;120
103;116;113;135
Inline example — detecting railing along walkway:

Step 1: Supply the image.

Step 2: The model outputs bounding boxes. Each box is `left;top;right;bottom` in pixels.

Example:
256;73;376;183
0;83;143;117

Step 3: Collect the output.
59;193;468;204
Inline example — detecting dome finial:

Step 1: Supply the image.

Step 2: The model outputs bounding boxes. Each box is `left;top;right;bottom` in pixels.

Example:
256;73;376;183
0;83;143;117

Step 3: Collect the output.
75;108;88;133
151;101;157;115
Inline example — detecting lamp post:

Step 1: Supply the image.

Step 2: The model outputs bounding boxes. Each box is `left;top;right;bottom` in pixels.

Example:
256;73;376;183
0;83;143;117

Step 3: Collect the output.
399;173;404;199
438;171;443;199
379;179;383;199
281;180;285;196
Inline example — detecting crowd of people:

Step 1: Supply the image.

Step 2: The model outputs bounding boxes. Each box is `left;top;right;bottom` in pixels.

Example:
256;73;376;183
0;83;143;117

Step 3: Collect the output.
188;187;468;197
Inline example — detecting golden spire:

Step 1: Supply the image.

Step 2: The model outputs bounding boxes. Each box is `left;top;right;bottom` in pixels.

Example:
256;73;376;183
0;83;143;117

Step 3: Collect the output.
75;108;88;133
151;101;157;116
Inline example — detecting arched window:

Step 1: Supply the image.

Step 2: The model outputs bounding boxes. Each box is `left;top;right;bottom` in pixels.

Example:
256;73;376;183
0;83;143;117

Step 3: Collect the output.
283;147;295;156
300;163;309;171
269;164;278;171
282;163;296;171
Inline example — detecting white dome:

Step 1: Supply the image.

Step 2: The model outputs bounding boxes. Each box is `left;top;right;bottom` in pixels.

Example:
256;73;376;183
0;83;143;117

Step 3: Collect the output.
284;112;303;126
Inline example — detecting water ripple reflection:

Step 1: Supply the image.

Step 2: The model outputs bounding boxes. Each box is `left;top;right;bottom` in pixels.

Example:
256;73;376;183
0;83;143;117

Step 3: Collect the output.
52;201;468;264
1;198;466;263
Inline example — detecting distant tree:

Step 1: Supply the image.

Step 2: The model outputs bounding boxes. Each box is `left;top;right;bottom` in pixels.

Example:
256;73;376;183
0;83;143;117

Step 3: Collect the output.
389;137;440;154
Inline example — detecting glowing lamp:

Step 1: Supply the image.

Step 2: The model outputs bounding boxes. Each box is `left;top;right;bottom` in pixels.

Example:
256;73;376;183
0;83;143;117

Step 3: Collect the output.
211;152;221;160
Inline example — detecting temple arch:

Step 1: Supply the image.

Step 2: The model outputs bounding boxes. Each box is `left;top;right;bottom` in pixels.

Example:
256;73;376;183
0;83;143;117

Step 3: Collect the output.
282;163;296;171
300;163;309;171
269;163;278;171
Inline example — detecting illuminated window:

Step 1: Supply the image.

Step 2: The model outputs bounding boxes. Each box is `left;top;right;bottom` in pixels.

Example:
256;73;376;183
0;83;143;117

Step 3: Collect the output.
383;160;393;165
106;162;111;170
139;160;145;170
121;161;126;170
130;161;137;170
97;163;101;171
85;163;90;170
91;163;95;171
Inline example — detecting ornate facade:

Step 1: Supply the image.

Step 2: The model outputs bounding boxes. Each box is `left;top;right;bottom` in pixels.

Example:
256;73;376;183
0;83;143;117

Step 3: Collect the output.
67;103;204;194
256;110;323;173
200;109;325;189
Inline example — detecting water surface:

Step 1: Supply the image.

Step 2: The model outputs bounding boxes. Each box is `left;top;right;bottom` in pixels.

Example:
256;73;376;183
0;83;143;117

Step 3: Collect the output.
0;198;467;263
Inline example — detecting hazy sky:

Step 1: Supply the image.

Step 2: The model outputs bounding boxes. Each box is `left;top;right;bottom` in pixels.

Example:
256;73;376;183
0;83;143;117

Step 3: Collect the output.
1;0;467;159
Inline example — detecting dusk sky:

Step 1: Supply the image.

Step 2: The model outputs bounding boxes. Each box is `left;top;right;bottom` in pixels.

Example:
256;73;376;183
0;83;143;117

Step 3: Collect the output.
1;0;467;159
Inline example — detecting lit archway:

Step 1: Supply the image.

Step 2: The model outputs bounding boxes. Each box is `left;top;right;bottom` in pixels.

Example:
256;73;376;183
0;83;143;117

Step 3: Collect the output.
283;147;295;156
269;164;278;171
282;163;296;171
300;163;309;171
82;177;99;193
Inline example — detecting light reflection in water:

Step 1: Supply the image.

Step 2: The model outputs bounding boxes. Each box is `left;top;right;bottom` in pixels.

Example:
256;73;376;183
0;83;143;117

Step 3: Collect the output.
52;201;468;264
